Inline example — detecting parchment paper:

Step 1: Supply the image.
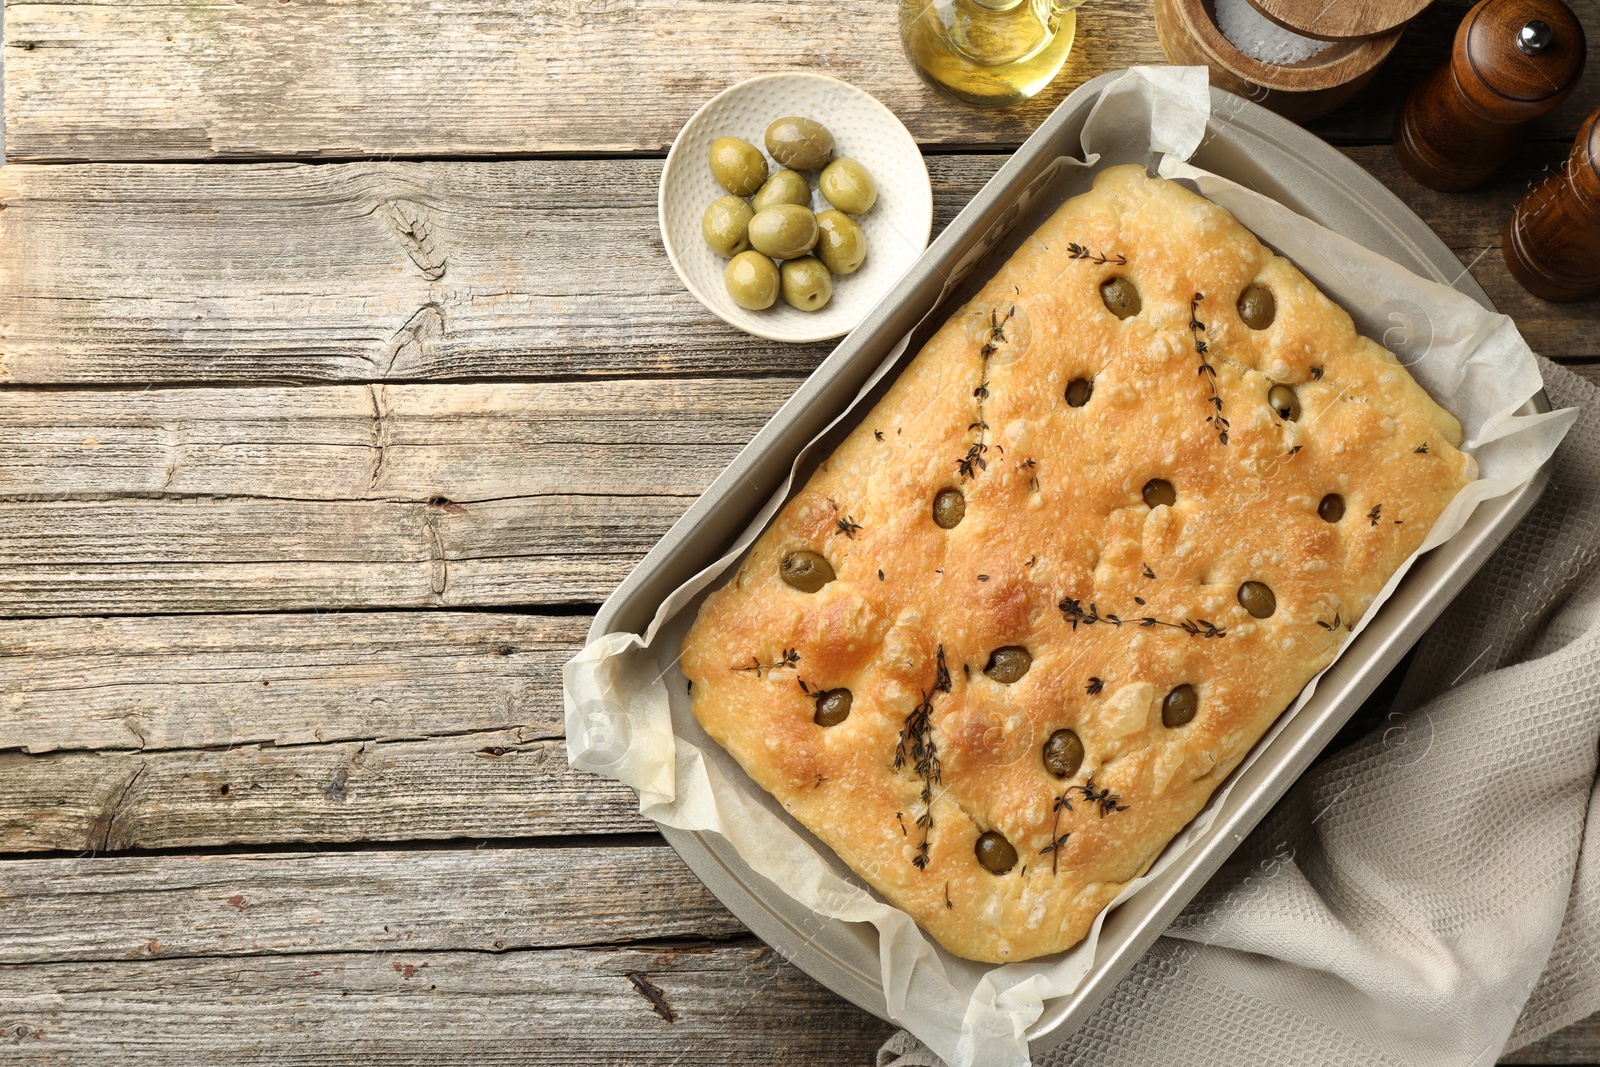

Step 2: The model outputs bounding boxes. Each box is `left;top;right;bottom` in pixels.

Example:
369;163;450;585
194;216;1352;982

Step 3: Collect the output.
563;67;1577;1067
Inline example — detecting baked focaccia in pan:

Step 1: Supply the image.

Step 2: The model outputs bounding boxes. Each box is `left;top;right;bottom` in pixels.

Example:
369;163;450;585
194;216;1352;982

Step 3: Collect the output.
679;164;1476;964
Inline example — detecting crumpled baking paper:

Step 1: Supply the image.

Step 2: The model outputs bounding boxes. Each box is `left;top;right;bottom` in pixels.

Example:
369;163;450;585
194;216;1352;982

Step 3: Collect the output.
563;66;1576;1067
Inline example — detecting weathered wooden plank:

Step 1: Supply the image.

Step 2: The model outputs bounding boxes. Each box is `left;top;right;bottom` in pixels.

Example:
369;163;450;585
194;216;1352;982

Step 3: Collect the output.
4;0;1595;161
0;493;685;614
0;845;741;964
0;156;1002;384
1504;1016;1600;1064
0;942;894;1065
0;733;648;852
0;379;791;499
3;153;1595;389
0;612;587;755
0;0;1131;161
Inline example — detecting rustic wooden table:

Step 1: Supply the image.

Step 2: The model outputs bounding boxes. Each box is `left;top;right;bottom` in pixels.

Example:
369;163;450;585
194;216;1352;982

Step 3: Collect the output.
1;0;1598;1062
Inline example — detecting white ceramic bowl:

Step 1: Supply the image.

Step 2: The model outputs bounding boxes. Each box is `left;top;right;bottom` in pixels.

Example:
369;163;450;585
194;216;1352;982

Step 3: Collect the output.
659;73;934;344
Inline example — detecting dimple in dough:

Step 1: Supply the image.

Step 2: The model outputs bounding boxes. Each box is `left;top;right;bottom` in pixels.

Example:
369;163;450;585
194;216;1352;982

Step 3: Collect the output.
679;165;1476;964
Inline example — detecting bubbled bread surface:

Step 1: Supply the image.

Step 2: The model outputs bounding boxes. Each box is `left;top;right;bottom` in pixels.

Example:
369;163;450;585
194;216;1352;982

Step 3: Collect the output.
678;165;1476;964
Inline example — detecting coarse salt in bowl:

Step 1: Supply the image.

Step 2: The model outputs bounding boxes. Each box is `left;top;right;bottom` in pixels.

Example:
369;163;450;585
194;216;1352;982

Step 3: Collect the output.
659;73;934;344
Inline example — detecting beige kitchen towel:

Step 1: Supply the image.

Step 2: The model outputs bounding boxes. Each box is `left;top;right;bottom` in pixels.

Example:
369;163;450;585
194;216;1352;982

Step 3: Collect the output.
879;357;1600;1067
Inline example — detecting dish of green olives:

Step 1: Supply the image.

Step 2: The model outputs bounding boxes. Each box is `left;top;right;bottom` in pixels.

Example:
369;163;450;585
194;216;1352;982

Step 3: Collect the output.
693;118;882;315
659;73;933;342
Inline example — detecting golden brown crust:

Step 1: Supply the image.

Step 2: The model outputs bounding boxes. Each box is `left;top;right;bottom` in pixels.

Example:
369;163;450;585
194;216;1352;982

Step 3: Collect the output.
679;166;1476;963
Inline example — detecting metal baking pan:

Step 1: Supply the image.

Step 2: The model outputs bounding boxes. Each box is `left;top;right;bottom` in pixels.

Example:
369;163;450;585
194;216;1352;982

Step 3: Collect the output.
590;71;1550;1054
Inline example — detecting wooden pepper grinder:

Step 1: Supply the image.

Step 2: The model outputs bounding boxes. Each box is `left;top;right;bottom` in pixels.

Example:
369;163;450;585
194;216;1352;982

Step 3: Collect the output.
1503;107;1600;301
1395;0;1586;192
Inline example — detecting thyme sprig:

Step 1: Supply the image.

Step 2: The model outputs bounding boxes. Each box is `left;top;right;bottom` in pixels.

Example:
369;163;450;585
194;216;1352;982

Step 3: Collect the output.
1190;293;1229;445
1060;596;1227;638
1039;792;1074;874
894;646;952;870
1086;677;1104;695
730;647;800;676
957;307;1015;481
1080;777;1129;817
835;515;862;539
1066;242;1127;266
1368;503;1383;527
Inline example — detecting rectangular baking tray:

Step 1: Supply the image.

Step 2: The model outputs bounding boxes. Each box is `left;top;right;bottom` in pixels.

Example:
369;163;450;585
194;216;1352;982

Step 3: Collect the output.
589;71;1550;1055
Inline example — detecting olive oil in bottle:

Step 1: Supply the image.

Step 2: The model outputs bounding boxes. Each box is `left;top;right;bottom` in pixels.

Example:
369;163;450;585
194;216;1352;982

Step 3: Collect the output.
899;0;1083;107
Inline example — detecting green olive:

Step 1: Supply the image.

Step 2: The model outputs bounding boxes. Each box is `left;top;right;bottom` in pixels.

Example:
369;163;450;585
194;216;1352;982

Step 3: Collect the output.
709;136;769;197
1318;493;1345;522
984;646;1032;684
975;830;1017;874
813;688;852;727
1269;383;1301;422
724;250;779;310
931;487;965;529
702;195;754;257
765;116;835;171
1142;478;1176;508
1162;684;1198;728
1042;728;1084;779
780;257;832;312
819;157;877;215
1065;377;1093;407
780;550;835;592
1238;284;1276;330
753;169;812;213
816;210;867;276
1101;276;1141;319
748;204;819;261
1237;581;1276;619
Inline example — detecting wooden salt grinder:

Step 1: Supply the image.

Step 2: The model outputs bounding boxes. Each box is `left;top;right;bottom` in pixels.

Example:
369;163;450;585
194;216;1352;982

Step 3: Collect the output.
1395;0;1586;192
1504;108;1600;301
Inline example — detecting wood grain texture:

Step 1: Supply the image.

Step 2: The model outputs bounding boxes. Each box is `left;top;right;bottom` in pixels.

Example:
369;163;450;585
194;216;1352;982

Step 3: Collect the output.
0;0;1131;161
4;0;1597;161
0;942;893;1065
0;734;648;852
0;845;741;963
0;155;1001;384
0;378;800;615
1504;1015;1600;1064
0;612;587;755
0;379;792;499
2;154;1595;389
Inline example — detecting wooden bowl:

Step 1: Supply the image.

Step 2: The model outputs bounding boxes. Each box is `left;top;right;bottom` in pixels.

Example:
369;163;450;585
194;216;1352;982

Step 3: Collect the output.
1154;0;1403;122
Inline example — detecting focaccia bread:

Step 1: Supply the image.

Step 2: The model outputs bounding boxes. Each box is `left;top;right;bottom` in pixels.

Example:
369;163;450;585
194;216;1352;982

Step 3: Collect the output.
679;164;1476;964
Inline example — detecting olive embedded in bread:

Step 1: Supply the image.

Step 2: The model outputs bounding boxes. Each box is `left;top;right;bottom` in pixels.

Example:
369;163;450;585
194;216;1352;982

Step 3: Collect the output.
1237;581;1277;619
724;250;780;310
1065;377;1093;407
748;204;819;261
1142;478;1176;508
753;169;812;213
1269;383;1301;422
819;157;877;215
1238;284;1276;329
813;688;852;726
780;256;832;312
765;116;835;171
816;210;866;275
709;136;769;196
984;646;1032;684
1100;277;1141;319
780;550;835;592
931;487;966;529
975;830;1018;873
1318;493;1346;522
1042;729;1084;779
702;195;754;257
1162;684;1198;727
